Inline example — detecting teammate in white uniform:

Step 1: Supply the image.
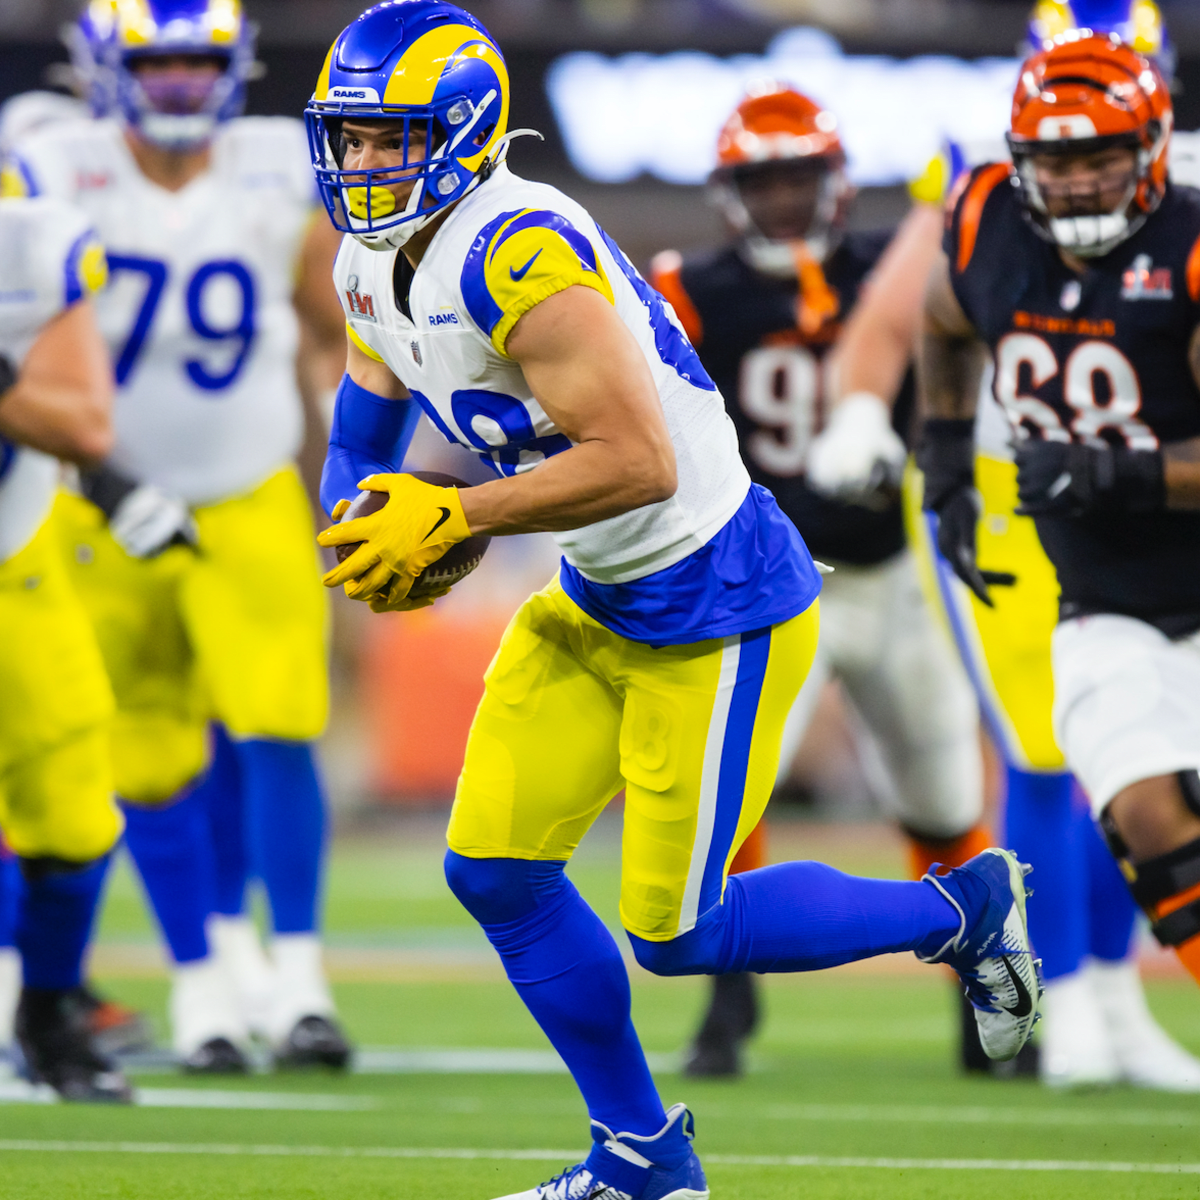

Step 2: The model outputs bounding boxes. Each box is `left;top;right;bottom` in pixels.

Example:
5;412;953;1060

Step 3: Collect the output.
308;7;1041;1199
5;0;349;1072
0;193;131;1100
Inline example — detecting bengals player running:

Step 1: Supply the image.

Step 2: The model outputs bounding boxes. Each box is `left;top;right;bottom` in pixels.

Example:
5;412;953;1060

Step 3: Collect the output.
652;86;989;1076
921;31;1200;1005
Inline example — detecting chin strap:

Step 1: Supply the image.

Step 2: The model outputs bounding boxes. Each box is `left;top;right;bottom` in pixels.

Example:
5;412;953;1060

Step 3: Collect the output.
478;128;543;181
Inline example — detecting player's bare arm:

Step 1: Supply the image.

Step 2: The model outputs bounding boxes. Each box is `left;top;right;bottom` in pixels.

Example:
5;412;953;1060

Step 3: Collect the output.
918;249;989;421
459;286;677;536
832;202;945;407
915;247;1012;605
0;299;112;465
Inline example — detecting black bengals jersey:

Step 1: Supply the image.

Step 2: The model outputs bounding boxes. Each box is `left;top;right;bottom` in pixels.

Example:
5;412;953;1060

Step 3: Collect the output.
948;166;1200;622
654;232;914;566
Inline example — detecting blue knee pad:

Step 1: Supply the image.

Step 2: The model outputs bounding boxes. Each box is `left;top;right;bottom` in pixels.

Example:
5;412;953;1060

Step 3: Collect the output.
444;852;568;924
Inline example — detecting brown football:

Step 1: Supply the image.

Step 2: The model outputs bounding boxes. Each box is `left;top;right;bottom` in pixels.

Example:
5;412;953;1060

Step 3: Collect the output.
334;471;491;599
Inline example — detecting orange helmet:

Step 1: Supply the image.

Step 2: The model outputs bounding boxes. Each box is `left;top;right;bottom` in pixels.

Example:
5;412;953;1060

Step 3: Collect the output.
710;83;851;275
1007;30;1172;256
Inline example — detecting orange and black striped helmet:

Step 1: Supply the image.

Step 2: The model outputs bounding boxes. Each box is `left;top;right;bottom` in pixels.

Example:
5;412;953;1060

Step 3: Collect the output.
1007;30;1172;256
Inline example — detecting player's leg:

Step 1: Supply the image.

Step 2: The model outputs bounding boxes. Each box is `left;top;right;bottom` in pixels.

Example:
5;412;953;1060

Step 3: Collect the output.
195;724;276;1040
681;635;831;1079
1055;617;1200;987
1080;804;1200;1090
0;846;18;1071
54;492;249;1072
183;468;343;1066
0;520;130;1100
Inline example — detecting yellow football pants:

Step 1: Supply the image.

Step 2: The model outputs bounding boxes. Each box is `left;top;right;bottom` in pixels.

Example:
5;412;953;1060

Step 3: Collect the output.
0;518;121;861
448;576;819;941
906;454;1064;772
54;466;330;805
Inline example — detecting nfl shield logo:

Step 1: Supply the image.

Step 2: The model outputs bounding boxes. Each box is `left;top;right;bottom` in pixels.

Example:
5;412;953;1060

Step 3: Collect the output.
411;340;422;366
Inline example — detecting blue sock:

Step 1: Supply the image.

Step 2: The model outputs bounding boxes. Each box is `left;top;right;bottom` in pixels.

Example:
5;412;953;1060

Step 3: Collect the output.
122;787;214;965
15;856;110;989
235;739;326;935
1002;766;1084;983
1082;792;1138;962
629;863;969;975
195;725;248;917
0;852;19;949
445;853;669;1140
446;852;964;1145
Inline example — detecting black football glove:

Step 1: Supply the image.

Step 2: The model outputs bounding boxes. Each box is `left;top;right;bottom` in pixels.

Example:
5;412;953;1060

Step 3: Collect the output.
1015;439;1165;517
917;418;1016;608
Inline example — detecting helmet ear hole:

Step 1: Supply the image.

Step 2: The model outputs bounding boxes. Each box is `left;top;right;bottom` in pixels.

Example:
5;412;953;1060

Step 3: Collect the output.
473;122;495;148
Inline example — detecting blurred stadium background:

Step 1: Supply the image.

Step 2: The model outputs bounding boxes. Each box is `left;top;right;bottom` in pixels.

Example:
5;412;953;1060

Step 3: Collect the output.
3;4;1200;1198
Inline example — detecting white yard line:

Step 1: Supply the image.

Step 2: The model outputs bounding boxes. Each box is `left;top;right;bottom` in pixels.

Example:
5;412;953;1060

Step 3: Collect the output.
0;1140;1197;1174
755;1101;1200;1128
0;1081;376;1111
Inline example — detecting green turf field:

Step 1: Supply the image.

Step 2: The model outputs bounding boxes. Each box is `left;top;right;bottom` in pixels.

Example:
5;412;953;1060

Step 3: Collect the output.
4;815;1200;1199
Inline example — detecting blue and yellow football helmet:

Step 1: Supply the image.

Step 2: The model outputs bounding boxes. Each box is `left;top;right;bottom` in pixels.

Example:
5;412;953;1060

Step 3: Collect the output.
71;0;257;149
1028;1;1175;80
305;0;513;250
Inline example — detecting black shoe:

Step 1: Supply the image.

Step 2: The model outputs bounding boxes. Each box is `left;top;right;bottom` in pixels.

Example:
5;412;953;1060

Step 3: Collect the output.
16;987;133;1103
682;972;760;1078
182;1037;250;1075
66;984;155;1055
958;988;1040;1077
273;1015;352;1070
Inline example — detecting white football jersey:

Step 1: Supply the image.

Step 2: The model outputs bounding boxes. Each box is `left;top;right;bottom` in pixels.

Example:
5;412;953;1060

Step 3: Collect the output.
11;115;316;504
0;196;101;561
335;165;750;585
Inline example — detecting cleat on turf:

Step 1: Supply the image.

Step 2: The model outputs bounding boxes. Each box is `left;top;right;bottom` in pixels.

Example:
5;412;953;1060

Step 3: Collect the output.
918;848;1043;1062
67;984;155;1056
16;987;133;1103
491;1103;708;1200
183;1036;250;1075
273;1014;352;1070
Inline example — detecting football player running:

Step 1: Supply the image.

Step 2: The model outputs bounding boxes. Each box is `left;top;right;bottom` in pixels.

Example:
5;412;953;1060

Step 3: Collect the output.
0;192;132;1101
920;30;1200;1040
911;5;1200;1089
651;86;990;1078
310;5;1041;1197
4;0;350;1072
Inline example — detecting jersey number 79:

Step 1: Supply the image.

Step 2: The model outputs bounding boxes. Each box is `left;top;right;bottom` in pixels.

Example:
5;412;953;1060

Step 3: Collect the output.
107;255;257;392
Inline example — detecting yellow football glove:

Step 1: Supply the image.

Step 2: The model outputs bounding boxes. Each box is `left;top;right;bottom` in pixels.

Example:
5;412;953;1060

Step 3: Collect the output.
317;474;472;605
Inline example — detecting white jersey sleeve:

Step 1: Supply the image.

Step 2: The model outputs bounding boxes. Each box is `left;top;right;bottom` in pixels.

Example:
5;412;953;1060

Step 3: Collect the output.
333;165;751;586
10;116;317;505
0;196;105;560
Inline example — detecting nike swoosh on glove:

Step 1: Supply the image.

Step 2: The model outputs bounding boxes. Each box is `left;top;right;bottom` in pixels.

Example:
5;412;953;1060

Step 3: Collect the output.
317;473;472;605
807;391;907;506
109;485;198;559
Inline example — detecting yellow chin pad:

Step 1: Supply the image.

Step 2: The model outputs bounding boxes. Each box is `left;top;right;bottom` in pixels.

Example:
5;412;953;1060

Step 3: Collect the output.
346;186;398;220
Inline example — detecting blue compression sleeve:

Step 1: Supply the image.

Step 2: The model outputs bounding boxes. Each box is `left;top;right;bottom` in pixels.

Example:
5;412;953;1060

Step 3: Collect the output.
196;724;247;918
16;857;111;989
1002;767;1085;982
319;374;421;519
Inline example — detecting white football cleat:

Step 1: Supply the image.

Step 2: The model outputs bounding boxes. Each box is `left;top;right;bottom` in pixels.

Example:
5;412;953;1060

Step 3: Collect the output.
1092;958;1200;1092
1039;969;1119;1088
491;1104;708;1200
170;955;250;1073
919;848;1043;1061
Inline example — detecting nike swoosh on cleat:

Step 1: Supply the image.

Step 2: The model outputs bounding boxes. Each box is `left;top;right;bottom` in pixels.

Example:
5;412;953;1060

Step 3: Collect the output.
999;954;1033;1018
509;249;543;281
422;507;452;543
